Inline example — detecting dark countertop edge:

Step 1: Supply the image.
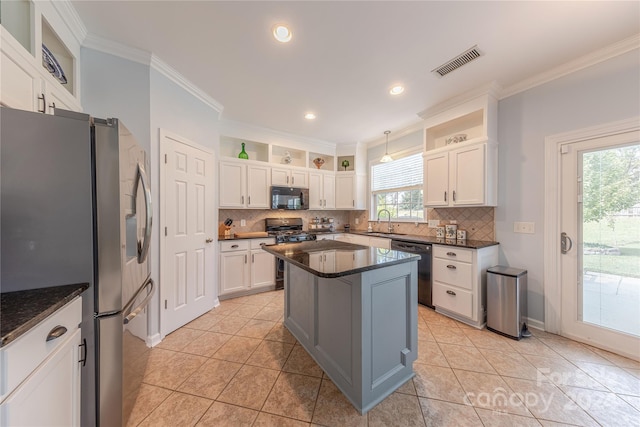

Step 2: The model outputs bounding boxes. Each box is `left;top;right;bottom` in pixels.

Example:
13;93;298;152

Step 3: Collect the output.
261;245;420;278
1;283;89;348
349;231;499;249
217;231;498;249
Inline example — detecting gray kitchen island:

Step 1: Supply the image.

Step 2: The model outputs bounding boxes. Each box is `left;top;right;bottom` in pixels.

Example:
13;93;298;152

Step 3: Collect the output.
262;240;420;414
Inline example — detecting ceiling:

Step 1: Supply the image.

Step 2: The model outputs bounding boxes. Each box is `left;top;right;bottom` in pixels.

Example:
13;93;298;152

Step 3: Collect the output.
70;1;639;145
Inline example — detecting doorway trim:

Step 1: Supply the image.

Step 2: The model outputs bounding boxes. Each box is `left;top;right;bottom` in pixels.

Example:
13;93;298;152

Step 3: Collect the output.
543;117;640;334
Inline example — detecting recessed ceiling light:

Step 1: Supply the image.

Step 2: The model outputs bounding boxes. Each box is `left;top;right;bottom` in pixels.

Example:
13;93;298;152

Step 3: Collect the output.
389;85;405;95
273;25;292;43
304;113;316;120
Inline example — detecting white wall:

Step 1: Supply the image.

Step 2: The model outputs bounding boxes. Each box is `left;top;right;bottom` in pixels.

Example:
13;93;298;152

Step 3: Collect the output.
149;68;221;339
496;49;640;325
81;49;151;150
82;49;222;342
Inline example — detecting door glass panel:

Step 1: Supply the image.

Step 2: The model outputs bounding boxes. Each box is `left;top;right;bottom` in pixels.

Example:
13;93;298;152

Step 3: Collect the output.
580;144;640;337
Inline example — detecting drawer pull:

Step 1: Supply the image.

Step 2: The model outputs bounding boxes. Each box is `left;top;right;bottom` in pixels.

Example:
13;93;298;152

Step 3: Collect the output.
446;290;457;296
46;325;68;342
446;264;457;269
79;338;87;367
231;244;239;248
446;252;457;257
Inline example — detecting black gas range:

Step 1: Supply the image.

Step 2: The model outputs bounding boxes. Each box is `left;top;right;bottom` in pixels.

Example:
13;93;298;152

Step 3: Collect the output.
265;217;317;244
265;218;316;289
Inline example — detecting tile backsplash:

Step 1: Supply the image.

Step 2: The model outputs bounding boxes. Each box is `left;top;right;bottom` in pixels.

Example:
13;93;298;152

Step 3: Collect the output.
350;207;495;241
219;209;356;234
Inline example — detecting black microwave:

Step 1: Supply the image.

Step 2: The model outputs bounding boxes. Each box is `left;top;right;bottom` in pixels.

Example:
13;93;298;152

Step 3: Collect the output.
271;186;309;210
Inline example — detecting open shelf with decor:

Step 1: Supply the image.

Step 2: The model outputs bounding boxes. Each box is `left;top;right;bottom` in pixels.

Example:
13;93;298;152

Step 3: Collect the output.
219;136;269;162
308;152;335;171
337;155;355;172
41;18;74;96
421;85;498;153
271;144;306;168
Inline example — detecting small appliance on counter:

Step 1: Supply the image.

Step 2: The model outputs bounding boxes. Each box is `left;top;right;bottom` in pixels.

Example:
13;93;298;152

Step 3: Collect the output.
344;224;351;232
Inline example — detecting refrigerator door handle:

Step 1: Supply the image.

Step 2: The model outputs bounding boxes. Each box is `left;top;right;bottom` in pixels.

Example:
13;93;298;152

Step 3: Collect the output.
135;163;153;263
123;277;155;324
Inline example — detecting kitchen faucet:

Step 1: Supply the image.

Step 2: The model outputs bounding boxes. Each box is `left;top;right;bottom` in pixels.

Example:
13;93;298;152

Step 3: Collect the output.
377;209;393;233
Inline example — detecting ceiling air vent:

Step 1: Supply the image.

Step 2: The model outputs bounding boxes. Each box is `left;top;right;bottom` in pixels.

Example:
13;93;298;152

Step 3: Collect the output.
431;45;482;77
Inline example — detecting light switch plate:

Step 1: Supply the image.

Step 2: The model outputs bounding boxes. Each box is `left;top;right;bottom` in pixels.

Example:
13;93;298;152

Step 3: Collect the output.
514;222;535;234
240;219;246;227
428;220;440;228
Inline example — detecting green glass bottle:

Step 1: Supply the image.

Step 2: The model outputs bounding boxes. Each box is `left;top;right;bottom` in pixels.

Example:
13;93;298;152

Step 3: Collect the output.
238;142;249;159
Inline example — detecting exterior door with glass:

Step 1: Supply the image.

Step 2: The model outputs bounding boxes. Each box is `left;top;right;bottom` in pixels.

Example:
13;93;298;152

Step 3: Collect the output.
559;129;640;360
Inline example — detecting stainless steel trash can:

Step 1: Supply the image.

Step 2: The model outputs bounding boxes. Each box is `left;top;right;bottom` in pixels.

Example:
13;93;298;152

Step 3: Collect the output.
486;266;529;340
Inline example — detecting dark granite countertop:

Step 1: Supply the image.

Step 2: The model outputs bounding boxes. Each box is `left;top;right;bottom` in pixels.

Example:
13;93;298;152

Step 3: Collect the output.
262;240;420;278
1;283;89;347
349;231;499;249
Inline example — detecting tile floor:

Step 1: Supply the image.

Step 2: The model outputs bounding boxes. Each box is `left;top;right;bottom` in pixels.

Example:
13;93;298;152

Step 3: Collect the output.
128;290;640;426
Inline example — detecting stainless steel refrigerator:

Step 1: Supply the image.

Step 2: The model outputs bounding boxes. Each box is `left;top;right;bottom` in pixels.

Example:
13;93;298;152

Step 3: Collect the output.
1;106;154;426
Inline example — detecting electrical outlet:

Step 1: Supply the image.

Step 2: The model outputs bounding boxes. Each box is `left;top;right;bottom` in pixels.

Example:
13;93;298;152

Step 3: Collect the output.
240;219;246;227
449;220;457;224
355;218;359;225
513;222;535;234
428;220;440;228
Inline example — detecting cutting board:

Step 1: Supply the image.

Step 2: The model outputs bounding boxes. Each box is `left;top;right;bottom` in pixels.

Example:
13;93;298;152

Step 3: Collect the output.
234;231;269;238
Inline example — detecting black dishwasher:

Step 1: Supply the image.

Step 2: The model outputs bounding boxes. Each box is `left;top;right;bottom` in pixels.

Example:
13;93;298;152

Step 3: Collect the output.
391;240;433;308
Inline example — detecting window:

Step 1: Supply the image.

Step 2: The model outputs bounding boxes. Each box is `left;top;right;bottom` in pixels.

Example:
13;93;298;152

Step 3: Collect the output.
371;152;424;220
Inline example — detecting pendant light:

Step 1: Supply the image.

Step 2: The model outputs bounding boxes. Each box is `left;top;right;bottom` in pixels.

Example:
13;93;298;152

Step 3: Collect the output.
380;130;393;163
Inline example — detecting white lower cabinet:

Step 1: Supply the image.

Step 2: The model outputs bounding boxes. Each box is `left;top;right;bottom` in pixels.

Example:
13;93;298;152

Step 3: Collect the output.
0;297;82;426
219;238;275;297
432;244;499;328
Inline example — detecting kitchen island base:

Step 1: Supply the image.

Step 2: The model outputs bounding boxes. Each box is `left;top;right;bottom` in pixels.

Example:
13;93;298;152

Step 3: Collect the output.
283;261;418;414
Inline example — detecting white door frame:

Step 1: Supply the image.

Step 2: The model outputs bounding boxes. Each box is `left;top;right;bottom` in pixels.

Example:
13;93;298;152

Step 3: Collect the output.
544;117;640;334
159;129;218;338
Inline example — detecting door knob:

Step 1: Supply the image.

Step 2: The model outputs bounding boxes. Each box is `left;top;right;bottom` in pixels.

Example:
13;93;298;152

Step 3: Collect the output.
205;238;213;243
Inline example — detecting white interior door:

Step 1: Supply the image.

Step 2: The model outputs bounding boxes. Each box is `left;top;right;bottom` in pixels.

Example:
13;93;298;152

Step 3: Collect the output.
160;130;216;336
559;129;640;360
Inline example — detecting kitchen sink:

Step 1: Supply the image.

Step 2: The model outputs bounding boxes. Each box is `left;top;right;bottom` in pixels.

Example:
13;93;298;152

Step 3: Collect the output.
366;232;406;236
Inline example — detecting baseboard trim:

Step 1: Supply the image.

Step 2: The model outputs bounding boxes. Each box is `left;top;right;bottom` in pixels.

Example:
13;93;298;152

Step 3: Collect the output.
525;317;545;331
147;333;162;348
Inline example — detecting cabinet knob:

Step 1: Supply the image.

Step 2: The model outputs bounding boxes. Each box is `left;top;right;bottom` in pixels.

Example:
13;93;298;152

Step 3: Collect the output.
206;238;213;243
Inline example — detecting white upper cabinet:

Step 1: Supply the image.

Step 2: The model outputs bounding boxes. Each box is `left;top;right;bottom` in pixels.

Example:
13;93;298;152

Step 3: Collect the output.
421;86;499;207
0;0;82;113
335;173;366;210
271;166;308;188
309;171;335;210
219;160;270;208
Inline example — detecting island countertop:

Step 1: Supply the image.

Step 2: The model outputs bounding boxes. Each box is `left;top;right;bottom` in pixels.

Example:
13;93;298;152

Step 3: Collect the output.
262;240;420;278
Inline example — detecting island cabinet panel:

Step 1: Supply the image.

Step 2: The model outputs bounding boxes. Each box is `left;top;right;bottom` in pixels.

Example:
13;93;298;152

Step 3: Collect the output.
283;261;417;414
284;264;314;346
316;277;353;383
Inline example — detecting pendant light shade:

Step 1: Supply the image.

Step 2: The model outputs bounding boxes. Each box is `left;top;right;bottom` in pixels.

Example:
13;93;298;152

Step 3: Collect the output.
380;130;393;163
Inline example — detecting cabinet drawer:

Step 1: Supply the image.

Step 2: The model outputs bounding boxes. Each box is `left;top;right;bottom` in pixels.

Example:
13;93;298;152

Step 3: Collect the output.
250;238;275;249
433;258;473;290
220;240;249;252
1;297;81;401
433;245;473;263
433;282;473;319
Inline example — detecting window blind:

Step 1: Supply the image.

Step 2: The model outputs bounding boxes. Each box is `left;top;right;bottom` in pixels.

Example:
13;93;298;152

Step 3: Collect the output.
372;152;423;191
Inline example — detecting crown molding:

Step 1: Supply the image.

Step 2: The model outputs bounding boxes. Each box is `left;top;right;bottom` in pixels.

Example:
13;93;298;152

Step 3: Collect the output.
150;55;224;115
51;0;87;45
417;81;502;119
500;34;640;99
81;34;223;115
83;33;152;65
